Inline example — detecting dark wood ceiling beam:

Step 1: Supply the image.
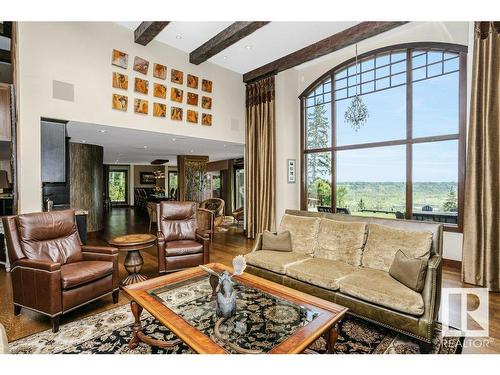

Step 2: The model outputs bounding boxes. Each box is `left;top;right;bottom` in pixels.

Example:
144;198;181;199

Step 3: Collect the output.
134;22;170;45
0;49;10;63
243;21;408;83
190;21;270;65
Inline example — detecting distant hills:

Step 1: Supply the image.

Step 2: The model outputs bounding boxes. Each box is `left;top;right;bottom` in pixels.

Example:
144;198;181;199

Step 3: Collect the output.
335;181;457;213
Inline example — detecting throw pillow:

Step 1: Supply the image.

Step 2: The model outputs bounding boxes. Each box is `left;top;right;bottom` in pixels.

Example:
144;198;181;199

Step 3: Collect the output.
362;223;432;272
261;230;292;252
279;214;320;255
389;250;428;292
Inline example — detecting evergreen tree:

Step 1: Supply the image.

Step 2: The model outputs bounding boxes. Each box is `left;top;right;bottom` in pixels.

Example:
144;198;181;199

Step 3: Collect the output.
306;100;331;184
442;186;457;212
358;198;365;211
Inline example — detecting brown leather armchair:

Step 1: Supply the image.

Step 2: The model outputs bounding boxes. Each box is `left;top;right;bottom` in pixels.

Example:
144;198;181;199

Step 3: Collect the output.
2;210;119;333
197;198;225;239
156;201;210;273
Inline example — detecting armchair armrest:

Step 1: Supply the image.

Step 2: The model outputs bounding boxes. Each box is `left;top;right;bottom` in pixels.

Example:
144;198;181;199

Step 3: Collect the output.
251;233;264;253
195;230;210;264
81;245;118;255
10;258;62;315
81;245;119;290
421;254;442;324
156;231;167;272
12;258;61;272
196;229;211;241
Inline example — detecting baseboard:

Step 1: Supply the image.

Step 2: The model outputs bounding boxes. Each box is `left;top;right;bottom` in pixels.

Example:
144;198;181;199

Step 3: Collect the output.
442;258;462;270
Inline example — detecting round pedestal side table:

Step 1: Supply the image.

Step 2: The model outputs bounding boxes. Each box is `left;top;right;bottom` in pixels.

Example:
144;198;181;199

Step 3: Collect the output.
109;234;156;287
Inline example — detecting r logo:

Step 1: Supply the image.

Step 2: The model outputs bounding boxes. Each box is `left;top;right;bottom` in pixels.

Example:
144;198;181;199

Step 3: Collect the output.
441;288;489;337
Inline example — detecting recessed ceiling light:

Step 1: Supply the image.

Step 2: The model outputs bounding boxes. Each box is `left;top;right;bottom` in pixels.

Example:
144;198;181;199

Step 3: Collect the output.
222;56;228;60
245;45;252;50
190;150;194;153
115;160;119;163
175;34;182;40
143;146;148;149
172;138;176;141
99;130;106;133
81;140;86;143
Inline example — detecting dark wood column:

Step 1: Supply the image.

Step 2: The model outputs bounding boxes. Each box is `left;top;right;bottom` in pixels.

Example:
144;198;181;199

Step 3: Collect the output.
70;143;104;232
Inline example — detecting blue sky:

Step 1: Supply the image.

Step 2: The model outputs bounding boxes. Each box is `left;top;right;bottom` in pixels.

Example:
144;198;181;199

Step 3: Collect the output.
309;71;459;183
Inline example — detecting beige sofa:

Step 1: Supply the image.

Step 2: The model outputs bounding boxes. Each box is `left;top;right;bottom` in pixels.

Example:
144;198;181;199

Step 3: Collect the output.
245;209;443;351
0;323;8;354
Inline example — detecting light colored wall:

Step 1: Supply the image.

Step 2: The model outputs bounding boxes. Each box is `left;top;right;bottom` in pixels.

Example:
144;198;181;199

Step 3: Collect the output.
15;22;245;213
274;21;471;260
275;68;300;226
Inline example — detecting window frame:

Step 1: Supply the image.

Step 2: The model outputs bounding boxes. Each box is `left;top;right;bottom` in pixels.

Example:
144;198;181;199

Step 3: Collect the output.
299;42;467;232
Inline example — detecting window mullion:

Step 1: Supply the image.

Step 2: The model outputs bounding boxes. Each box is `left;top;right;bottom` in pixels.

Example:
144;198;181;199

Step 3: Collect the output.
331;73;337;212
405;48;413;220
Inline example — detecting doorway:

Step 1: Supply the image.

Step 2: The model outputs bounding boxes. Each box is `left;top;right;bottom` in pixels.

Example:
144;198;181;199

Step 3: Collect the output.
108;169;128;206
168;170;178;200
234;167;244;210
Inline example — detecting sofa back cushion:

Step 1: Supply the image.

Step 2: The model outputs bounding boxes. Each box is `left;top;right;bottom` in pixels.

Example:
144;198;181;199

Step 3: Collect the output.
16;210;82;264
362;223;432;272
158;201;197;241
315;218;367;266
279;214;320;255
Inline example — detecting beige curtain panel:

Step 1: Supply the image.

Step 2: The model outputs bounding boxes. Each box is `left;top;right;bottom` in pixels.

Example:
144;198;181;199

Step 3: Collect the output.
245;76;276;239
462;22;500;291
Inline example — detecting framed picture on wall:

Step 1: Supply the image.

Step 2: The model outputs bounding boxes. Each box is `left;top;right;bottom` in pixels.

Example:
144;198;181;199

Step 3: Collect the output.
287;159;296;183
133;56;149;75
140;172;156;185
112;49;128;69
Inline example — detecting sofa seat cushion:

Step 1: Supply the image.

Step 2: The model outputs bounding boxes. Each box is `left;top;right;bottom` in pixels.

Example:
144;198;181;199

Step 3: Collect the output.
279;214;320;255
315;218;367;266
245;250;311;274
61;261;113;289
339;268;424;316
165;240;203;256
362;223;432;272
286;258;357;290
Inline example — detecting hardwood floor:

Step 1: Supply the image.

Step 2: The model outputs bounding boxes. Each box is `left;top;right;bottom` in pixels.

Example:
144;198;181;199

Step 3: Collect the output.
0;207;498;353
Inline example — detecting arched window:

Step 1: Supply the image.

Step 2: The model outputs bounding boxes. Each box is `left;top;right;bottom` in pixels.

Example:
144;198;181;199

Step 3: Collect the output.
299;43;467;231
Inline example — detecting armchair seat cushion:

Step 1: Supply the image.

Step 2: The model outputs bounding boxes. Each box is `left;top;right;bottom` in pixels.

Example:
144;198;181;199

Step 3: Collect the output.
285;258;357;290
165;240;203;256
61;261;113;289
245;250;310;274
339;268;424;316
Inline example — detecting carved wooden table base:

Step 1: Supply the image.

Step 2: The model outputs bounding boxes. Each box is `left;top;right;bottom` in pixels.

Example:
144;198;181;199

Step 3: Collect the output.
324;322;340;353
128;301;182;350
109;234;156;287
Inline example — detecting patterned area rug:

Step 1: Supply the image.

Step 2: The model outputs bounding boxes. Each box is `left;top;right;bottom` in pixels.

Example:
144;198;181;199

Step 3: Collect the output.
9;303;463;354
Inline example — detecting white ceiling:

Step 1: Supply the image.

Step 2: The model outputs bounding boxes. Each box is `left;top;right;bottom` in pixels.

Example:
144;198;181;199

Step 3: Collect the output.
67;121;244;165
117;21;359;74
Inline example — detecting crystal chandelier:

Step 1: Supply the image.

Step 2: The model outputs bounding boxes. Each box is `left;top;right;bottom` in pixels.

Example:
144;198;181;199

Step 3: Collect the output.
344;44;369;131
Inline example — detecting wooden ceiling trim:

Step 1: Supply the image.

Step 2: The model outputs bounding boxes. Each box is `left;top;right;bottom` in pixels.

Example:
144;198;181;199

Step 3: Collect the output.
242;21;408;83
134;22;171;46
189;21;270;65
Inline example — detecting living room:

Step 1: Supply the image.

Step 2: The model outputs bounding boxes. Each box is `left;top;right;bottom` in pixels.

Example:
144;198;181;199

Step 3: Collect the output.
1;0;499;372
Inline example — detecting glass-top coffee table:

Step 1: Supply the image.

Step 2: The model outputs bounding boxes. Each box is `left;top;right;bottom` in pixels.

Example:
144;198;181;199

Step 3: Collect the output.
122;263;348;354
